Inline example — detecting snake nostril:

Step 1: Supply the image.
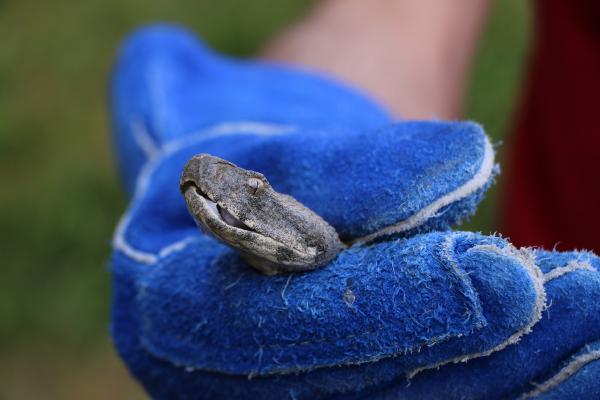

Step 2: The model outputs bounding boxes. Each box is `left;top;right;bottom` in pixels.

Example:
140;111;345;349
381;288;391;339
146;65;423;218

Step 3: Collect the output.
180;180;198;194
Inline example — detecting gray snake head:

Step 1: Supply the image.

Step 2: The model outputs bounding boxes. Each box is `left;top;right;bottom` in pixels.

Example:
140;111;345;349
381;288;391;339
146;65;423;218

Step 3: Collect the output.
180;154;344;275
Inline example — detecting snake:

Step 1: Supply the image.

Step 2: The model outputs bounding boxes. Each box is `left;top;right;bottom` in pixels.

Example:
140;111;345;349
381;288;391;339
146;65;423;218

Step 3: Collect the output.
180;154;345;275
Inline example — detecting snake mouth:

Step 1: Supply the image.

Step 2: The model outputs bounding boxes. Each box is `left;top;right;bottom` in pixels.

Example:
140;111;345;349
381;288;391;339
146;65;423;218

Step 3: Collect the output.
183;181;256;232
182;183;285;245
181;181;256;233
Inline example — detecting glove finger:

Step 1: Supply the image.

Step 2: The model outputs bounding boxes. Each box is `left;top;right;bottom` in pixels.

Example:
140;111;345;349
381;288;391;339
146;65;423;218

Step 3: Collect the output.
112;231;544;399
364;249;600;400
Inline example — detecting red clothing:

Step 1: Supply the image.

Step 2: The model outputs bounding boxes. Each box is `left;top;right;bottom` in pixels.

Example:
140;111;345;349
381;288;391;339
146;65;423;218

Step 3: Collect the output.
503;0;600;252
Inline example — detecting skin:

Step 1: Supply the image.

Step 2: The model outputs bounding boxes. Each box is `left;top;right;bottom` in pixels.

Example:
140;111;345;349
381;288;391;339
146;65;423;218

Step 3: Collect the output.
262;0;490;119
180;154;345;275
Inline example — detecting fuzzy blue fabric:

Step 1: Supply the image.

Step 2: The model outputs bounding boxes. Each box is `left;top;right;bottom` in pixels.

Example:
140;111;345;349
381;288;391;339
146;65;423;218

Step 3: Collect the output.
111;231;544;399
111;24;391;195
117;121;495;258
109;24;600;399
111;24;497;244
532;340;600;400
346;250;600;399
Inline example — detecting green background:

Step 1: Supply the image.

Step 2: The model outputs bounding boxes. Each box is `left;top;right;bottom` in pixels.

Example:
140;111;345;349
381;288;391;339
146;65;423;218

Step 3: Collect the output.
0;1;530;398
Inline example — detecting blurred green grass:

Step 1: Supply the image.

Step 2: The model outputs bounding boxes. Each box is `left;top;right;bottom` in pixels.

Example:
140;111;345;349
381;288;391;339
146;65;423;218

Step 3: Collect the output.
0;0;529;398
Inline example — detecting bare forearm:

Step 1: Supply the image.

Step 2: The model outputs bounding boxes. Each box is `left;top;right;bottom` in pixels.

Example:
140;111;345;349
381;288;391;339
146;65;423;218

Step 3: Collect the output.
263;0;491;119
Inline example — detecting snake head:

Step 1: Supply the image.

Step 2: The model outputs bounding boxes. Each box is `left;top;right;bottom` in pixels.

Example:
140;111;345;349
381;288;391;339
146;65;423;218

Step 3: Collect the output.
180;154;344;275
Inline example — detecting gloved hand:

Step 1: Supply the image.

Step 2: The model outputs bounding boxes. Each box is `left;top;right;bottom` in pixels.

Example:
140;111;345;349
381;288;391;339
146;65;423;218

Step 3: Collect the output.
109;25;600;399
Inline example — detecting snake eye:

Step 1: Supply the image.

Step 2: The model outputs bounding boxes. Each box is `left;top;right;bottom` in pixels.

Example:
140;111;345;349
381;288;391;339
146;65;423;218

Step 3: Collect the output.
247;177;264;195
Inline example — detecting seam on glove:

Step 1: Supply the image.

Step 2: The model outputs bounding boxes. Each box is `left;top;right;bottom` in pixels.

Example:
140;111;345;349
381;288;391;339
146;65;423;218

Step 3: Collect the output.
406;243;546;379
112;120;292;265
437;235;485;329
543;260;595;282
131;119;160;160
132;118;295;165
352;135;495;245
518;349;600;399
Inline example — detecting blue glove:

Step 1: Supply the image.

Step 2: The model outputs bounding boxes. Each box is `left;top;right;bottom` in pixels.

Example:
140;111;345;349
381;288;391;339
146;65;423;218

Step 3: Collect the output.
109;25;600;399
365;250;600;399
